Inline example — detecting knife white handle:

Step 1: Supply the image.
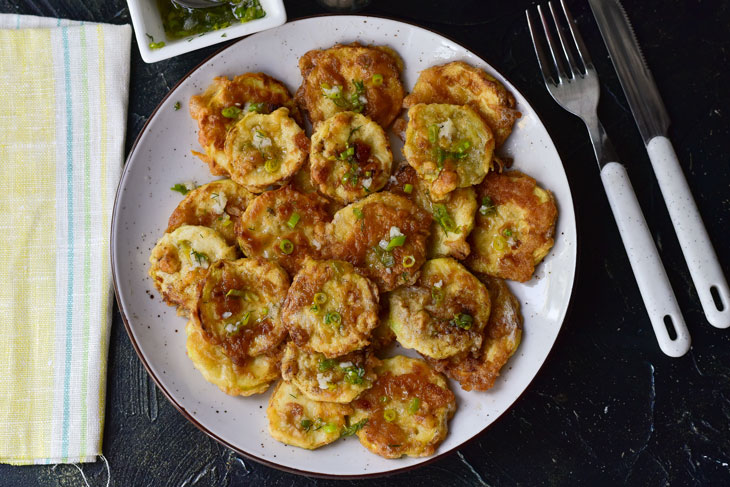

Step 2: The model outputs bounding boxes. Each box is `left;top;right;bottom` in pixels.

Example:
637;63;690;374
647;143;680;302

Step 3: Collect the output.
646;136;730;328
600;162;691;357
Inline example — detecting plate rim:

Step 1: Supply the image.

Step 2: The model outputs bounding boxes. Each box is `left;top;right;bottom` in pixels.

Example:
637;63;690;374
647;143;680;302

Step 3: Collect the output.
111;13;578;479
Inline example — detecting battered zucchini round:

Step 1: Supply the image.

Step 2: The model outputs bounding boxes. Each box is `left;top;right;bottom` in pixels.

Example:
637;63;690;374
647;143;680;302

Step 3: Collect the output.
185;320;281;396
267;381;353;450
295;43;405;128
310;111;392;204
189;72;302;176
281;342;379;403
235;186;331;276
282;258;380;357
148;225;237;315
427;275;522;391
388;258;490;359
327;192;432;292
404;103;495;200
351;355;456;459
191;258;289;365
465;170;558;282
386;163;477;260
167;179;255;246
223;107;309;193
403;61;520;147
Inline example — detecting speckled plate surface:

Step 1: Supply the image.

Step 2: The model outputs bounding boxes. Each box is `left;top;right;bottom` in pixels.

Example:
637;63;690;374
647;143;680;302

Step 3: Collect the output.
111;15;577;478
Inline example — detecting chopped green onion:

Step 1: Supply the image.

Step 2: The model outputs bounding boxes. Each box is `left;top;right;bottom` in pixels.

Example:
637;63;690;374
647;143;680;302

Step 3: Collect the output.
314;292;328;304
219;214;233;227
479;196;496;216
264;159;279;173
322;423;338;434
173;101;181;111
408;397;421;414
431;286;444;304
379;395;389;403
450;312;473;330
287;212;301;229
170;183;191;195
386;234;406;251
226;289;247;298
324;311;342;326
341;418;368;437
300;419;313;431
383;409;397;422
339;146;355;160
343;366;365;385
402;255;416;268
247;102;265;113
221;106;242;118
403;183;413;194
503;228;513;237
353;207;364;219
310;303;320;313
433;204;458;234
318;358;336;372
492;235;507;251
428;124;439;144
371;74;383;85
454;139;471;153
279;239;294;254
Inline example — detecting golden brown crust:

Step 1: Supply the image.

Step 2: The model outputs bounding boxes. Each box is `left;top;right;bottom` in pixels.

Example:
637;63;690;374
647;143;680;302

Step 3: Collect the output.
167;179;255;246
465;170;558;282
235;186;332;276
281;342;380;403
191;258;290;365
189;73;302;176
282;258;380;357
403;61;520;147
427;275;522;391
351;356;455;459
403;103;494;199
388;258;490;359
186;320;281;396
310;111;392;204
386;163;477;260
267;381;353;449
295;43;405;128
223;107;309;192
326;192;432;292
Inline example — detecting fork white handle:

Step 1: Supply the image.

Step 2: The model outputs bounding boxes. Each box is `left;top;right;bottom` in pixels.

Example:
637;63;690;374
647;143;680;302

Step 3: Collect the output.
601;162;691;356
646;136;730;328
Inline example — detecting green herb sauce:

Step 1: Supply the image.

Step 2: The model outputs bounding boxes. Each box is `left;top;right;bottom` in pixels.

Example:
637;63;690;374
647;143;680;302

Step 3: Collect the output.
157;0;266;40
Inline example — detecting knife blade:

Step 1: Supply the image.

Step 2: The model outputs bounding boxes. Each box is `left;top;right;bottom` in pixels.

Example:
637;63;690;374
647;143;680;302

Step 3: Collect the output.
588;0;730;328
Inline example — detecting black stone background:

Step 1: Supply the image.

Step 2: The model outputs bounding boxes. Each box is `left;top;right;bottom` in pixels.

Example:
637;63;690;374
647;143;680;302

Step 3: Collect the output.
1;0;729;485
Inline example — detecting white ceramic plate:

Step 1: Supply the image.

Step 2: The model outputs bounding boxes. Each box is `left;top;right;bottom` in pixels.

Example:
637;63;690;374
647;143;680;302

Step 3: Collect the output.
111;15;577;478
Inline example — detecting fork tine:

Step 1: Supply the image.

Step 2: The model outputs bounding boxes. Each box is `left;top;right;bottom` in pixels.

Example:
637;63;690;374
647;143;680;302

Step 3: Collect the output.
559;0;594;69
526;9;557;85
537;4;570;82
548;1;582;77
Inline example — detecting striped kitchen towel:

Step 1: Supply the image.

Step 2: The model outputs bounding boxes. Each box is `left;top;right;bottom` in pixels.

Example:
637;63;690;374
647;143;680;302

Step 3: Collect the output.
0;14;131;465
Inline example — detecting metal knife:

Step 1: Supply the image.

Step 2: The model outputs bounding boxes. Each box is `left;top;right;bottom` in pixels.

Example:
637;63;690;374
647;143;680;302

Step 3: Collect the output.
588;0;730;329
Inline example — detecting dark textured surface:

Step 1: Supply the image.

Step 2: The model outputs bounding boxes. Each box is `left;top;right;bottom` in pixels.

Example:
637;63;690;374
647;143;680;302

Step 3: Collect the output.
1;0;729;485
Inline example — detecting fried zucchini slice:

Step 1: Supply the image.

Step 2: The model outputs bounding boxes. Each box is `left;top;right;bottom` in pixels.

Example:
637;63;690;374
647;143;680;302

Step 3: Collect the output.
295;43;405;128
191;258;289;365
351;356;456;459
386;163;477;260
281;342;380;403
189;72;302;176
465;170;558;282
149;225;237;315
282;258;380;357
167;179;255;246
223;107;309;192
327;192;432;292
388;258;490;359
236;186;331;276
185;320;281;396
404;103;494;200
403;61;520;147
310;111;392;204
267;381;352;450
427;275;522;391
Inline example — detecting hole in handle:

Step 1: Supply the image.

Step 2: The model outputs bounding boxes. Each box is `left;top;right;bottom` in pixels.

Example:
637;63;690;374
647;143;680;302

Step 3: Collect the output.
710;286;726;312
663;315;678;340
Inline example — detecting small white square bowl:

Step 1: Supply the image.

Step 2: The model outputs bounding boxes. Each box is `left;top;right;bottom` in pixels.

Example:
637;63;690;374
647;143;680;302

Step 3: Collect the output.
127;0;287;63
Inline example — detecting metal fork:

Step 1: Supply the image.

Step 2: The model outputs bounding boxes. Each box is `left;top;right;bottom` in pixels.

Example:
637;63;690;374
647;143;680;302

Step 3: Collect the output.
526;1;691;357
